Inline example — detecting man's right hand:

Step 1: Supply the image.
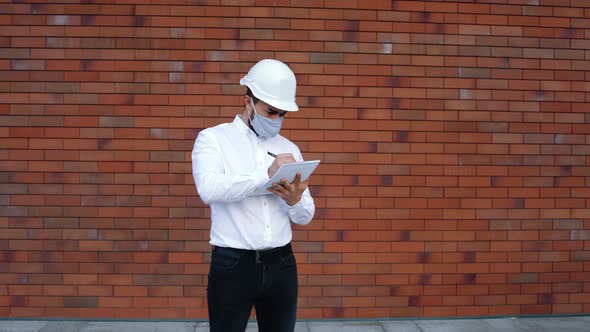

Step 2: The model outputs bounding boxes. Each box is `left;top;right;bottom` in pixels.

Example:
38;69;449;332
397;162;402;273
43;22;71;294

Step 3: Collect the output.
268;153;296;178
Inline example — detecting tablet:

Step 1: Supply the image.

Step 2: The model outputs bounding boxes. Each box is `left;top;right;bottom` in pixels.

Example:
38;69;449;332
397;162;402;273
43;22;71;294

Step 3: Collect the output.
249;160;321;196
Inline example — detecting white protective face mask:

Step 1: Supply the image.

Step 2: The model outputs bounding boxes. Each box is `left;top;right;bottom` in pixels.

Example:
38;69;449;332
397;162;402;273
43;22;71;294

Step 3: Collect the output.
249;99;283;138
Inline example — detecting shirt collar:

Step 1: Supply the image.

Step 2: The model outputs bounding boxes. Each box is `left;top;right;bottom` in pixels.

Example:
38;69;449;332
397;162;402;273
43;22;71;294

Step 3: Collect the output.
233;114;256;137
233;114;281;141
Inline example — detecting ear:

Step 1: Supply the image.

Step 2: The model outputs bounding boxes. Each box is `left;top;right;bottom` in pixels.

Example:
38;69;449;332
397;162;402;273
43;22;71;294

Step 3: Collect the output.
242;95;253;121
244;94;253;109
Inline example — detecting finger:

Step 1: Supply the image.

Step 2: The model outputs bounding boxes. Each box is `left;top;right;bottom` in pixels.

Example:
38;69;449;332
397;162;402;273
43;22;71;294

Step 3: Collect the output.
280;178;294;192
268;187;281;195
292;177;307;193
268;186;287;199
268;185;283;193
273;182;287;192
292;172;302;186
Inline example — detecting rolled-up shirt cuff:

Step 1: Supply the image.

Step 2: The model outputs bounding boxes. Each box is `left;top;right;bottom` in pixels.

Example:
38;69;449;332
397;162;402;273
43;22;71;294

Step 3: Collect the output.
287;199;307;224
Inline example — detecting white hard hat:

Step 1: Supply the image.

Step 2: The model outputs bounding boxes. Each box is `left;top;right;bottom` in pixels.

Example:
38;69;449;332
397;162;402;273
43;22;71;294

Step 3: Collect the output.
240;59;299;112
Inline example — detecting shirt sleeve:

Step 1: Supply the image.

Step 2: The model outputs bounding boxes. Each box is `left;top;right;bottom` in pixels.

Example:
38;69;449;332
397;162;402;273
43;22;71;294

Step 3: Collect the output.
288;187;315;225
191;129;268;204
287;146;316;225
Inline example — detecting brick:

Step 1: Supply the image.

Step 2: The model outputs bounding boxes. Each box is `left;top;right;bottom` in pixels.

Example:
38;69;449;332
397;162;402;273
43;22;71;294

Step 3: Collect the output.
99;116;134;128
309;52;344;64
64;296;98;308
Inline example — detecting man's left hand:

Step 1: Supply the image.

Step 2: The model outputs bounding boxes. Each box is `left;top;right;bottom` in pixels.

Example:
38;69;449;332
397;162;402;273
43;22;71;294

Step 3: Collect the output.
268;172;308;206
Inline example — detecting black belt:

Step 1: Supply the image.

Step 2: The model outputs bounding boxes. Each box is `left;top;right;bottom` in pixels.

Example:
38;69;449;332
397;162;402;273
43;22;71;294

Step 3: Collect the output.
212;243;292;263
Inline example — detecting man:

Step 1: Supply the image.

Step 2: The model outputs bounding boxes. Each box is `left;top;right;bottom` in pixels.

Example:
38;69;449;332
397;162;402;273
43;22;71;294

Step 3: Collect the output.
191;59;315;332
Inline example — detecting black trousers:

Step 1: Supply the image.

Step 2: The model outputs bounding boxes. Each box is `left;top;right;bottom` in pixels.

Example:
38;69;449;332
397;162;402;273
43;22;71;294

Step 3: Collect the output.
207;243;298;332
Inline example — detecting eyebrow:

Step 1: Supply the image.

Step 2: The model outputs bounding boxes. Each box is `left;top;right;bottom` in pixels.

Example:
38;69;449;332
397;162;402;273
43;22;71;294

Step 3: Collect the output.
267;108;287;115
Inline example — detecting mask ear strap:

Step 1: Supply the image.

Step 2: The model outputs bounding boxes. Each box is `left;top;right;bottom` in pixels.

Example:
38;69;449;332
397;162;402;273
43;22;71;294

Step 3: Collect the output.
249;98;257;121
248;98;261;137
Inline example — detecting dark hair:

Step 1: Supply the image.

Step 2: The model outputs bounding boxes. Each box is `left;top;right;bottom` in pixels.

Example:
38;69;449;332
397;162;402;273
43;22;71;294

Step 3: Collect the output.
245;88;259;104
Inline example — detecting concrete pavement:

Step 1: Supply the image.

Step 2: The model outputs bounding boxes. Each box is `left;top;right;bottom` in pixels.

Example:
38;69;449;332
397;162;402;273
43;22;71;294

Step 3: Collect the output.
0;315;589;331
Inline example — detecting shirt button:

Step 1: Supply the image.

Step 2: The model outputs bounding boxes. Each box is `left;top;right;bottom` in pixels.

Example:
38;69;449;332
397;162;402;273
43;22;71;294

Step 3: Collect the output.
264;202;267;206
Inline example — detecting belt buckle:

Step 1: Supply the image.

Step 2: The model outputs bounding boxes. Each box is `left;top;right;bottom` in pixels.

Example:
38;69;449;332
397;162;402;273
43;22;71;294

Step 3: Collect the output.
255;251;261;264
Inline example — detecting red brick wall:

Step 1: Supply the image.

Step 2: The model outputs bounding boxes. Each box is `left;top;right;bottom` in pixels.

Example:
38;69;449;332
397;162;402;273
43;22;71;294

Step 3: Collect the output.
1;0;590;319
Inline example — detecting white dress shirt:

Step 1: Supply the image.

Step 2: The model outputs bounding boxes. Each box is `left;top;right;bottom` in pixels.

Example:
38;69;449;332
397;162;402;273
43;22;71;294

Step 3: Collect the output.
191;115;315;250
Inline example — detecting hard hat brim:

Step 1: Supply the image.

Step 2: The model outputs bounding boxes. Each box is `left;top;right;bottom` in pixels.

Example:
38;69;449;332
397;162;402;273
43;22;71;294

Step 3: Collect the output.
240;77;299;112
